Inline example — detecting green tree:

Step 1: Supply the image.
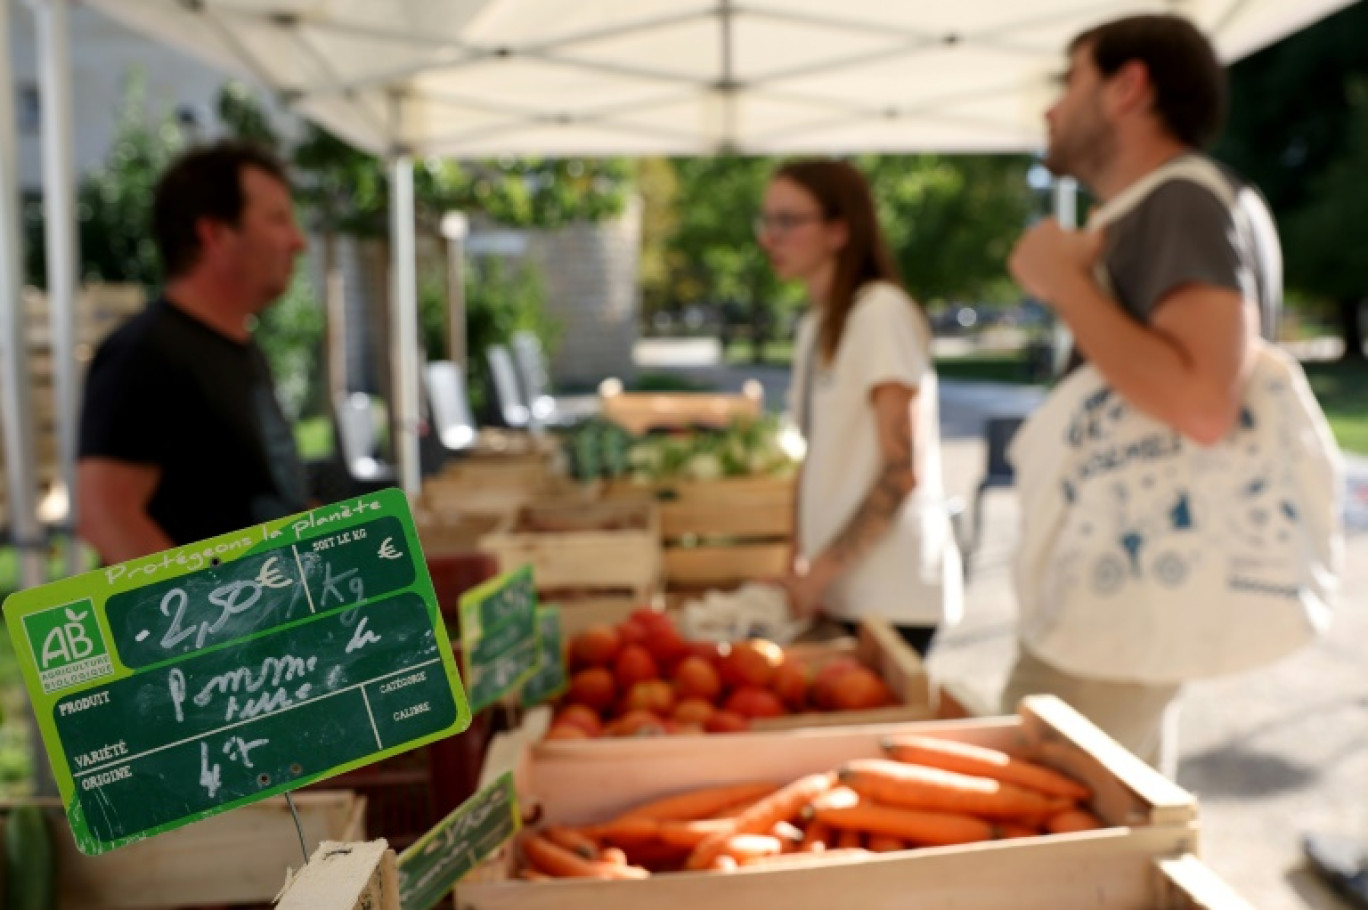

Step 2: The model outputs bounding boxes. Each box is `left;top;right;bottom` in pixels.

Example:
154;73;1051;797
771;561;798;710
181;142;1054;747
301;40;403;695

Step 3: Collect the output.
1216;1;1368;358
648;154;1034;362
863;154;1034;307
664;156;793;361
291;124;632;237
28;70;186;288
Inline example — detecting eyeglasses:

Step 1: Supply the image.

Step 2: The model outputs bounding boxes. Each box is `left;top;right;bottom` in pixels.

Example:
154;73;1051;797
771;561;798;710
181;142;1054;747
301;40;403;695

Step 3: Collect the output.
753;212;823;238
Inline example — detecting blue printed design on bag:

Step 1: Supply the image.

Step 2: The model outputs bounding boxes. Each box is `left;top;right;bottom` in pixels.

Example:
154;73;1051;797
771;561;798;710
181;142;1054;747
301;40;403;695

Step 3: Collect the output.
1053;370;1317;606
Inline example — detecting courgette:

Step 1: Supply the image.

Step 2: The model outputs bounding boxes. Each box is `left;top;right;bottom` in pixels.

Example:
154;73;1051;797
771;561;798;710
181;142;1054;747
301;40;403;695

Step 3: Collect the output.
3;805;56;910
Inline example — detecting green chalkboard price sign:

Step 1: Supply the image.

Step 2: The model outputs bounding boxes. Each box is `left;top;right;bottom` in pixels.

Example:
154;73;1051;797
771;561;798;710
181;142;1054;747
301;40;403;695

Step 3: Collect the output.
520;606;567;707
2;489;472;855
459;566;539;713
397;771;520;910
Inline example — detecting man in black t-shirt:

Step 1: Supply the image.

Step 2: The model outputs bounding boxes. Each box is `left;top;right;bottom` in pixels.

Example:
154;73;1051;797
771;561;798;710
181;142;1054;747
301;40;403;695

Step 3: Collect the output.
1001;16;1281;773
77;142;309;562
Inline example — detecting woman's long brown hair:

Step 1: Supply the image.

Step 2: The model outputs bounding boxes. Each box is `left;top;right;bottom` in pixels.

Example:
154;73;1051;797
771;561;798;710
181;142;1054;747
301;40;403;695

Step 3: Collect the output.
774;159;905;363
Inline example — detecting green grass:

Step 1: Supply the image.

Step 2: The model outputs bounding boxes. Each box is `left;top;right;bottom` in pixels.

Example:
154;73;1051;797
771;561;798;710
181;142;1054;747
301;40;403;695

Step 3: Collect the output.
295;415;335;460
1303;358;1368;455
724;340;794;366
725;340;1042;385
933;351;1040;385
0;544;101;599
0;634;33;797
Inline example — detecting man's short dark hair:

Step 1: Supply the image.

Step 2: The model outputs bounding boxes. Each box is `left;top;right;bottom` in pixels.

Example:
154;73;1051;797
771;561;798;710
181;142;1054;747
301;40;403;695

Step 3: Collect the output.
152;142;290;279
1071;14;1226;148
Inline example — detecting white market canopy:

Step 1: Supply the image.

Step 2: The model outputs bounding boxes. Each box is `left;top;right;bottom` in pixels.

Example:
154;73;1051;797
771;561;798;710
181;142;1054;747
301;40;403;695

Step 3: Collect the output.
82;0;1360;157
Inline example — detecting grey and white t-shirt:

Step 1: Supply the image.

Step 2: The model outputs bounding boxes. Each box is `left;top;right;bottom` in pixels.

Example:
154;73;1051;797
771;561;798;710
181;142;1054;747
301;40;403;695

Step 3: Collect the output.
1087;155;1282;346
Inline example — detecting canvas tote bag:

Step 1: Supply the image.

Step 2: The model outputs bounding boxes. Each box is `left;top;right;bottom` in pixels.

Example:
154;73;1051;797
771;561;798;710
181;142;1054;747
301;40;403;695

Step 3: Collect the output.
1010;157;1343;684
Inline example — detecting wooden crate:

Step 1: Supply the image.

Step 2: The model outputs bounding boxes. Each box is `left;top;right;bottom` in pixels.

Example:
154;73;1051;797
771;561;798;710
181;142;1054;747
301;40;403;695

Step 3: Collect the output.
420;461;582;518
608;476;794;590
607;476;792;541
553;594;653;638
472;428;563;459
0;790;363;910
532;611;932;728
414;510;506;557
662;541;790;590
459;696;1212;910
462;841;1251;910
479;499;661;599
752;618;932;729
599;391;762;436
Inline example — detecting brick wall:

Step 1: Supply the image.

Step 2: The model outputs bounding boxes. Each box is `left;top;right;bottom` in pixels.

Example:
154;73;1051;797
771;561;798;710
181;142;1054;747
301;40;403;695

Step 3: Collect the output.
524;196;641;389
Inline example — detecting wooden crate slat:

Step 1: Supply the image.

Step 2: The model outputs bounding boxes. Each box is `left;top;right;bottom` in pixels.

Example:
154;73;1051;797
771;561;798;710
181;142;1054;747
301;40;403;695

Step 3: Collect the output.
663;541;788;589
608;476;793;541
600;391;762;435
479;499;661;598
2;791;364;910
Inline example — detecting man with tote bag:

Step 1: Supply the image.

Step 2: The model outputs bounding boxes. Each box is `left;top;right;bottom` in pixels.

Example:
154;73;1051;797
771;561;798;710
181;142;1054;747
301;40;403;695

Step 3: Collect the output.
1003;14;1342;775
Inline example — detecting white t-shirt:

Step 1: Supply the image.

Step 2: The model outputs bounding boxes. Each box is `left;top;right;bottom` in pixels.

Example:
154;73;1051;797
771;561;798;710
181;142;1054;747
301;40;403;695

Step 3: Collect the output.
789;281;963;627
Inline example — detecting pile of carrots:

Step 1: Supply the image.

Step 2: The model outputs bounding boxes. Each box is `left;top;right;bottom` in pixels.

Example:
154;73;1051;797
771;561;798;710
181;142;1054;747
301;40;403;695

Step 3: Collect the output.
514;734;1105;880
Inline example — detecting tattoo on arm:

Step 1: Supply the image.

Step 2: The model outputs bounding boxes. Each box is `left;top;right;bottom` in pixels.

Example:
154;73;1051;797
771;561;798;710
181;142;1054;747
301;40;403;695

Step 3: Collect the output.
825;397;917;569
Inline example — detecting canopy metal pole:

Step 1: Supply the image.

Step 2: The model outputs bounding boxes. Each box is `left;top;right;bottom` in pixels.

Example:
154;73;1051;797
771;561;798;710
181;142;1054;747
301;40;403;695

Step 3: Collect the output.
387;97;421;498
1049;176;1078;376
35;0;81;576
0;0;46;591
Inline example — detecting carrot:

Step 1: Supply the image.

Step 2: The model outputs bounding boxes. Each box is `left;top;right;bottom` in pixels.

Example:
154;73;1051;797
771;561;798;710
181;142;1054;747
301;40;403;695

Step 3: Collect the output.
1046;808;1105;834
543;825;600;859
600;846;629;865
619;782;779;821
839;758;1068;821
712;792;775;818
685;772;835;870
718;834;784;863
519;868;552;881
805;785;861;814
993;821;1042;839
521;834;651;879
709;854;739;872
881;734;1091;801
800;821;832;852
582;816;661;844
836;827;864;850
658;818;733;848
618;840;691;871
770;820;804;851
866;834;906;853
815;804;996;847
741;848;869;867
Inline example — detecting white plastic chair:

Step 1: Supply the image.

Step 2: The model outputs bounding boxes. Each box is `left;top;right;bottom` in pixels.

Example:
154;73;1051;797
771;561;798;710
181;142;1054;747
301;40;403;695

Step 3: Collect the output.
425;361;478;453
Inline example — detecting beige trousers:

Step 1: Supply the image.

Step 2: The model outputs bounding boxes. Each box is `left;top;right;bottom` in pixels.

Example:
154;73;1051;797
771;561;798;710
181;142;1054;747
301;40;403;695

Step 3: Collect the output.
1000;642;1183;778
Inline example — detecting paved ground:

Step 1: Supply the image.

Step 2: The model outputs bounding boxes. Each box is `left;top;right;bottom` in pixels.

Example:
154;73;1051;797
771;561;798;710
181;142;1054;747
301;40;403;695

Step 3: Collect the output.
665;359;1368;909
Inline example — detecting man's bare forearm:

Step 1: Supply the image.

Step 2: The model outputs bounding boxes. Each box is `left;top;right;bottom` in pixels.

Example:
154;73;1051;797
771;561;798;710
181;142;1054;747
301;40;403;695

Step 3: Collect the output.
1054;274;1247;444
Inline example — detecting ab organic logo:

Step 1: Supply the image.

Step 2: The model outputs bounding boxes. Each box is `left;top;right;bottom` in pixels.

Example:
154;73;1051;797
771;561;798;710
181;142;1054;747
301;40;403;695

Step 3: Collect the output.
23;600;114;694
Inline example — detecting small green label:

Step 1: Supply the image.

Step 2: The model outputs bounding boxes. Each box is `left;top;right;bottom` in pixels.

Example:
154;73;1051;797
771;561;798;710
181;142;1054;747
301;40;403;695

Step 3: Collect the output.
459;566;539;713
2;490;472;856
520;606;567;707
398;771;520;910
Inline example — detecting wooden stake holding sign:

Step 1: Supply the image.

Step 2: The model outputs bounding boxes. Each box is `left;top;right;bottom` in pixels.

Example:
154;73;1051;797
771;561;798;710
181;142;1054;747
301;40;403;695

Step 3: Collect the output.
2;489;473;856
275;839;400;910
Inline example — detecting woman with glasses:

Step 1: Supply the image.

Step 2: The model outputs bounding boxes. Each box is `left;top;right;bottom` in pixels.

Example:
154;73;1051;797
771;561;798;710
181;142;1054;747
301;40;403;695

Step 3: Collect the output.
758;159;962;658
